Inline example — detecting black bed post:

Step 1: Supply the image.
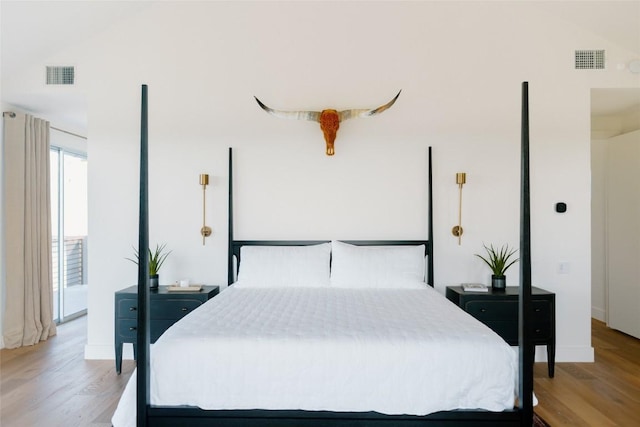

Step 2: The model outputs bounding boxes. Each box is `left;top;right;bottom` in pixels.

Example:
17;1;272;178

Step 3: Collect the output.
427;146;434;287
227;147;234;286
518;82;534;425
136;84;151;427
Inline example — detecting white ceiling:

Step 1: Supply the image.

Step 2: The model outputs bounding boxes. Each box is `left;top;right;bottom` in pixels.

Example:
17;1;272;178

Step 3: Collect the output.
591;88;640;116
2;0;639;136
1;1;152;134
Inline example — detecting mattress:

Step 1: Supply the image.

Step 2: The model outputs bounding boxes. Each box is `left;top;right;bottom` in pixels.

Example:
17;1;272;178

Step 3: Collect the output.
112;286;517;426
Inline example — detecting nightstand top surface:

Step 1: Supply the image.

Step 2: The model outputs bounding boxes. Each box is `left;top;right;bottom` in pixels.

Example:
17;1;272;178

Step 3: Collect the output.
446;285;553;296
117;285;220;295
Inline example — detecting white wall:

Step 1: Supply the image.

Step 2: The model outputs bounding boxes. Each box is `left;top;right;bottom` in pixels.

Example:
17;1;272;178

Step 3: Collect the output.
18;1;639;362
591;137;608;322
1;3;5;349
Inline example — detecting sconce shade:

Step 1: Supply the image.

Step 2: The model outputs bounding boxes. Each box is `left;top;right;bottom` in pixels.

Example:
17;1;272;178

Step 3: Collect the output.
199;174;209;186
456;173;466;185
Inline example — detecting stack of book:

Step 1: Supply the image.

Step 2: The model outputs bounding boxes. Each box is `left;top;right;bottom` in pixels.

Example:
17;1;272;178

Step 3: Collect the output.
461;283;488;292
167;284;203;292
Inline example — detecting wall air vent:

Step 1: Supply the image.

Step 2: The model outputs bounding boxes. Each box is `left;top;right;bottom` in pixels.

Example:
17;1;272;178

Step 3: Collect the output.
575;50;605;70
46;66;75;85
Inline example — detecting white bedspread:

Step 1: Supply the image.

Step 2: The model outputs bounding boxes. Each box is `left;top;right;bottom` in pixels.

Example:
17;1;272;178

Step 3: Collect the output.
112;286;517;426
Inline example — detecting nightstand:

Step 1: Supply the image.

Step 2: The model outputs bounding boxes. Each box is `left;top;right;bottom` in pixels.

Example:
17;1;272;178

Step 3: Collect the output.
114;285;219;374
446;285;556;377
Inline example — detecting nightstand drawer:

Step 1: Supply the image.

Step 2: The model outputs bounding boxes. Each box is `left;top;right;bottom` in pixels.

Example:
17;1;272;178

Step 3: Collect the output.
150;299;202;320
532;301;551;317
465;301;517;320
482;320;551;344
116;299;202;323
465;300;550;321
116;319;138;339
117;319;188;342
532;322;552;341
116;297;207;321
117;299;138;319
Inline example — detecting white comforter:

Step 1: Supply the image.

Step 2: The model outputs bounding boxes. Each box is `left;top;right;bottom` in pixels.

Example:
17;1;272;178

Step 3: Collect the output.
112;286;517;426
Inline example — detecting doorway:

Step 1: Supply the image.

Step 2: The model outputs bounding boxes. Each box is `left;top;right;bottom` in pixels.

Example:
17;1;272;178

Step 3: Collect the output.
591;88;640;338
50;147;88;323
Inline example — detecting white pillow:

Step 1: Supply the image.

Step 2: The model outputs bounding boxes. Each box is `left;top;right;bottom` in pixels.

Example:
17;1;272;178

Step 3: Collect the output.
235;243;331;288
330;240;426;288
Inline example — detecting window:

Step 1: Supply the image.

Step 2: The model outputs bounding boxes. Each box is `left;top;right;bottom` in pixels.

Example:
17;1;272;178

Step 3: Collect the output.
50;147;88;322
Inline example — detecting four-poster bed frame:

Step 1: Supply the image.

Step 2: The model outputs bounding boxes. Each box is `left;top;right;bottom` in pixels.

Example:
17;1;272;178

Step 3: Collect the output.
134;83;535;426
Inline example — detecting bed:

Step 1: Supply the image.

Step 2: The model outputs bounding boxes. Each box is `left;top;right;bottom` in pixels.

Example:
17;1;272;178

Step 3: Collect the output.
117;83;535;426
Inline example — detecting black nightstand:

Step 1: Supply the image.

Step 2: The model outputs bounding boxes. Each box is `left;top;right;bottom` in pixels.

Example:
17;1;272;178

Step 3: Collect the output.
114;285;219;374
446;285;556;377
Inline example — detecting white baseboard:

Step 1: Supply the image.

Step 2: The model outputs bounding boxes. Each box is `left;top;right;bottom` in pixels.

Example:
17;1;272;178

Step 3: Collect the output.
84;343;135;360
546;345;594;363
592;307;606;322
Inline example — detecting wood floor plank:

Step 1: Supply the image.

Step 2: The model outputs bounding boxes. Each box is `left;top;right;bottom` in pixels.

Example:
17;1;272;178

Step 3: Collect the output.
533;382;594;427
535;370;618;426
1;316;639;426
534;319;640;427
1;317;136;427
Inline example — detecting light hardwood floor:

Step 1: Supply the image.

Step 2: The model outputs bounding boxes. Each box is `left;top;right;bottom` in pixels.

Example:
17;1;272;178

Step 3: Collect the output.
1;317;639;426
0;316;135;427
534;319;640;426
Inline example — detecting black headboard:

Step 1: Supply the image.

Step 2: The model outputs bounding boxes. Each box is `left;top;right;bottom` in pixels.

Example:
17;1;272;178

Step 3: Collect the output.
227;147;435;287
229;240;430;286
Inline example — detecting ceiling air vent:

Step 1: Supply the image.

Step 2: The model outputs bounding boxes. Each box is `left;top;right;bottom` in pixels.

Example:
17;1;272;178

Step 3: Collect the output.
46;66;75;85
575;50;605;70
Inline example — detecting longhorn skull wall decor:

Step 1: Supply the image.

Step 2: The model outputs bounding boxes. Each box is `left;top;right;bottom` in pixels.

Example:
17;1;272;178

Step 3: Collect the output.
254;90;401;156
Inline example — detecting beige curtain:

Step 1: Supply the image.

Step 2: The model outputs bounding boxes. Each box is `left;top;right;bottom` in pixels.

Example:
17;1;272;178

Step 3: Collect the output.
3;112;56;348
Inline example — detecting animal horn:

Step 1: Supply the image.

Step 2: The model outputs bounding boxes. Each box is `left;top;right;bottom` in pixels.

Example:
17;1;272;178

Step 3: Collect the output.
338;90;401;121
254;97;321;122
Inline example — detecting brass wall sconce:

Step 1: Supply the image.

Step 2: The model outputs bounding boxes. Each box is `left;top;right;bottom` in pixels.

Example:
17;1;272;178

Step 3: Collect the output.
200;174;212;245
452;172;466;245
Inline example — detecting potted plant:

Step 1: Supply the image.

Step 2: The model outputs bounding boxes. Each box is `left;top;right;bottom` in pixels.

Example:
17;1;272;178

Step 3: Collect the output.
475;243;519;290
127;243;171;289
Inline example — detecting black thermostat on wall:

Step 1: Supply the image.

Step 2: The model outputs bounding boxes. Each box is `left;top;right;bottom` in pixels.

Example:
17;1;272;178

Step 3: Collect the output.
555;202;567;213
